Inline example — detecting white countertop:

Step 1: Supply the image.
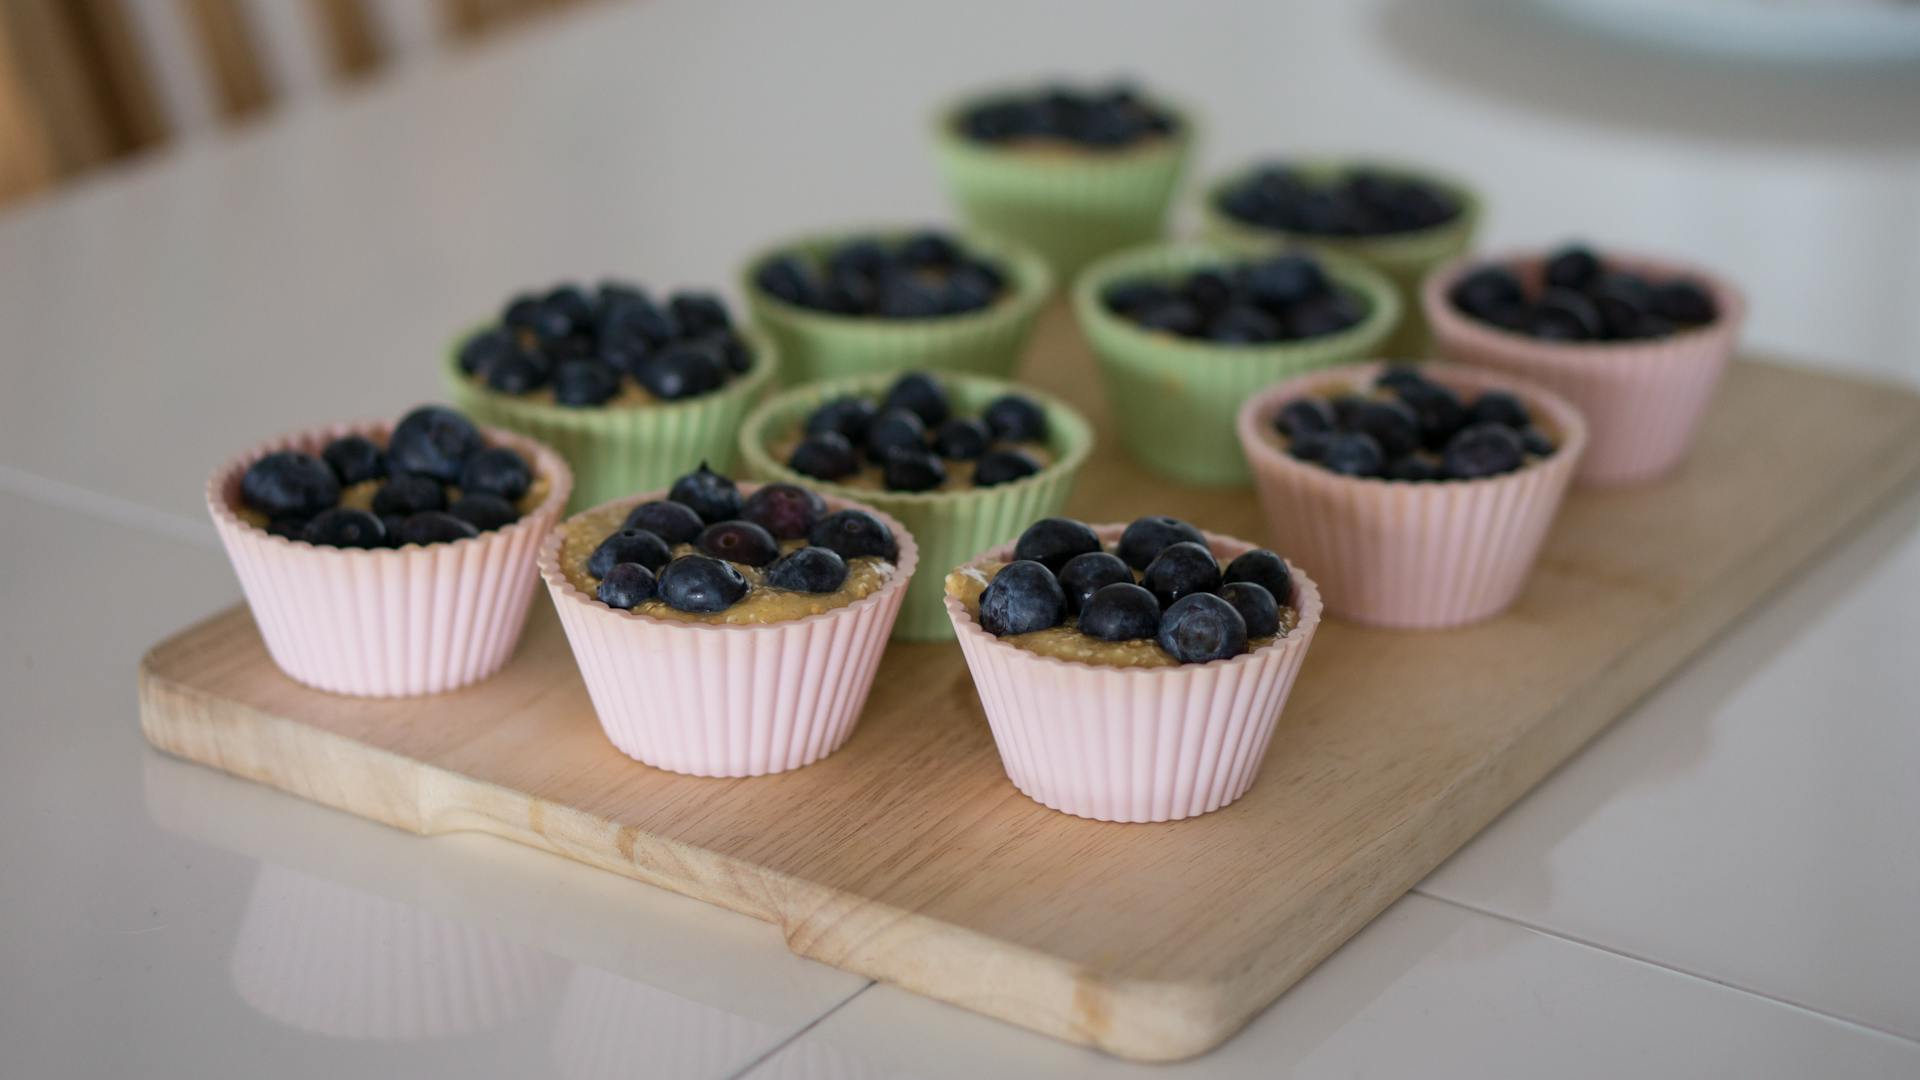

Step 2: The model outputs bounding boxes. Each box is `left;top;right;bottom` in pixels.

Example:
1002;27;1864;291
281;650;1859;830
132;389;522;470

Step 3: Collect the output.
3;1;1917;1076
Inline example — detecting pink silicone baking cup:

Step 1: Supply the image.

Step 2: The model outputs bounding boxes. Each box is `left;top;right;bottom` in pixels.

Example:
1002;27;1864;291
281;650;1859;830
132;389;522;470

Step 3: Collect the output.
1237;361;1586;629
1423;250;1745;486
539;486;918;778
207;419;573;697
944;524;1323;823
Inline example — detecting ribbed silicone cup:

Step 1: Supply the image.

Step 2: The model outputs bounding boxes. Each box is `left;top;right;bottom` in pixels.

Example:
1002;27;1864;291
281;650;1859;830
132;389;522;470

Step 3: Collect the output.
539;486;917;777
443;324;777;511
739;227;1052;387
231;865;568;1040
944;524;1324;823
736;373;1093;641
1200;159;1481;358
1237;361;1587;629
208;420;573;697
1423;251;1746;487
1073;241;1402;486
929;93;1196;279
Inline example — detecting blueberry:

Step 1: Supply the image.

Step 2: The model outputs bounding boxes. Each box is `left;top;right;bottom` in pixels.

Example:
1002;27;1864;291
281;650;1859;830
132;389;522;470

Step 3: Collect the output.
1184;269;1236;315
1288;429;1332;461
621;500;703;544
1468;390;1531;430
601;291;678;345
1103;281;1176;315
242;451;341;518
978;560;1065;637
942;264;1000;314
877;276;947;319
1116;515;1206;571
588;528;673;578
1387;456;1441;481
1156;593;1248;663
1449;266;1524;318
553;360;621;407
808;509;897;561
1652;280;1717;325
1530;289;1603;341
636;345;723;400
756;256;817;306
449;493;519;532
595;563;658;609
657;554;749;613
1544;245;1601;291
321;435;386;486
371;473;447;516
1141;541;1222;608
900;231;959;267
829;239;889;281
1589;273;1653;339
789;432;859;481
1131;298;1203;337
699;330;754;375
378;513;406;540
1520;427;1556;456
1321;432;1385;477
882;447;948;492
932;418;991;460
1330;394;1368;426
388;406;481;483
765;546;849;594
805;395;878;443
1057;551;1134;616
1393;381;1469;450
301;507;386;549
457;328;515;377
1348;400;1421;458
972;448;1041;488
502;293;545;330
696;520;780;567
1275;398;1335;438
1243;254;1327;309
486;350;552;394
517;300;574;344
544;285;594;332
1012;517;1101;574
1218;581;1280;638
1441;423;1527;479
396;511;480;546
865;408;928;461
668;292;731;337
1223;549;1292;607
881;372;951;427
982;394;1047;442
1078;582;1161;641
1208;305;1283;344
458;446;532;501
1284;292;1364;339
741;483;827;539
668;463;742;524
1376;365;1434;393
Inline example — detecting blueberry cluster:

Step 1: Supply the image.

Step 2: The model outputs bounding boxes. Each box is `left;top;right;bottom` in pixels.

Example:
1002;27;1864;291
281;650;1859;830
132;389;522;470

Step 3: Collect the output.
1103;252;1365;345
1276;367;1555;481
754;232;1007;319
978;516;1294;665
1450;244;1719;342
241;406;533;548
1216;164;1461;238
787;372;1049;493
583;465;898;614
457;281;751;405
957;82;1178;149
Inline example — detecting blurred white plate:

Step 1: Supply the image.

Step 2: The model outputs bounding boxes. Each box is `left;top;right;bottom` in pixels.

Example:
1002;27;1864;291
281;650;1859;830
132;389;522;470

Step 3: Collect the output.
1535;0;1920;64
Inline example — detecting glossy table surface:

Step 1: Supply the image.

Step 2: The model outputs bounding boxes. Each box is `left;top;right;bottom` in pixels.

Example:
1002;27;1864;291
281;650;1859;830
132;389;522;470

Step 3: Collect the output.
3;1;1918;1076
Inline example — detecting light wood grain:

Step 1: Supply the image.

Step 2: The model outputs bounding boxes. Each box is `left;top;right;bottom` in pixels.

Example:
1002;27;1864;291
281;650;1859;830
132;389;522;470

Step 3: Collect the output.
139;312;1920;1060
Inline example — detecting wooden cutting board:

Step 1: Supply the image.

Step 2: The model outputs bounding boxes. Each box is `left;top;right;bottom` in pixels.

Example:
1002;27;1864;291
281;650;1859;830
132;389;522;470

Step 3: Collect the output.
139;309;1920;1061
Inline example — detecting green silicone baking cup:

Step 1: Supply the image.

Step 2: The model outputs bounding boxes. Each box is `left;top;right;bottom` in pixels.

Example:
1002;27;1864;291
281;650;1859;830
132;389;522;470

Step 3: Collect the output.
929;92;1196;280
1200;160;1480;359
741;228;1053;388
738;372;1093;641
443;323;778;512
1073;241;1400;487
